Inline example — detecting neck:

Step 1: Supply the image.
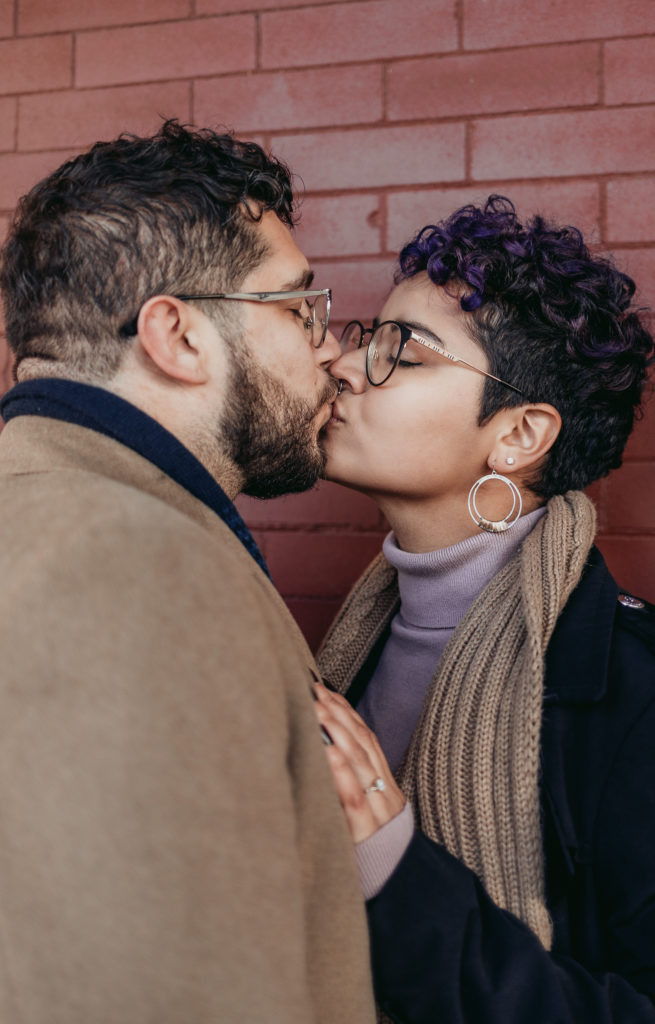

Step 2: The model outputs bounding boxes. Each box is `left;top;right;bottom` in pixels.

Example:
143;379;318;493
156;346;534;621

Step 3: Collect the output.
375;487;544;553
109;376;245;501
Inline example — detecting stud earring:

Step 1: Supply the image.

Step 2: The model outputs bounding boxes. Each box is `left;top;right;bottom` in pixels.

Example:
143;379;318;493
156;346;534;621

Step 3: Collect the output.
506;456;515;466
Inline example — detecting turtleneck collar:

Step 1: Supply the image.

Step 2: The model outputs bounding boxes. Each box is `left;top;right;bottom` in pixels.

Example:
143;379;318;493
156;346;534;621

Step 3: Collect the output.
382;506;546;629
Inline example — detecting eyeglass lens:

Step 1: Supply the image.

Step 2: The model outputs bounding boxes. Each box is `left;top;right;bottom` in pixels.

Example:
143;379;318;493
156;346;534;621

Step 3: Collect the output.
340;321;365;354
310;293;330;347
339;321;404;384
367;322;406;384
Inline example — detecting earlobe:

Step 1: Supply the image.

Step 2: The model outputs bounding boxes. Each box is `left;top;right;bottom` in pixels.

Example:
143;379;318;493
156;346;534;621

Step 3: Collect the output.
137;296;209;385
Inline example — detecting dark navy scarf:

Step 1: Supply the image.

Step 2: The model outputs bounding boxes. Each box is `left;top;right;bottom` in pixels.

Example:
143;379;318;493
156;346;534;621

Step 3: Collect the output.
0;378;270;579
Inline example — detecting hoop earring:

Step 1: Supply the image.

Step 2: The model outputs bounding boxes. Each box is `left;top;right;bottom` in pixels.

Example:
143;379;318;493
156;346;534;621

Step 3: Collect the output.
467;468;523;533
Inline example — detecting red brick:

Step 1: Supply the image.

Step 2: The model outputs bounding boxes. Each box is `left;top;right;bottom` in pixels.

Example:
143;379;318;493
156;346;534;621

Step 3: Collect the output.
237;480;382;529
0;35;72;94
273;122;465;192
18;82;191;152
18;0;190;34
0;0;12;37
584;479;604;520
0;97;16;152
472;108;655;181
75;15;255;89
604;463;655;532
292;194;382;259
605;37;655;105
613;248;655;311
195;64;382;135
261;0;457;70
606;177;655;243
624;384;655;462
595;536;655;603
387;181;601;252
0;151;76;209
199;0;336;13
266;531;385;598
311;258;395;324
463;0;654;49
389;43;598;122
285;598;343;653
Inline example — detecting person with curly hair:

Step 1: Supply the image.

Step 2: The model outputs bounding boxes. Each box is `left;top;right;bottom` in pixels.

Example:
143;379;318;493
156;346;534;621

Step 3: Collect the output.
0;122;376;1023
314;196;655;1023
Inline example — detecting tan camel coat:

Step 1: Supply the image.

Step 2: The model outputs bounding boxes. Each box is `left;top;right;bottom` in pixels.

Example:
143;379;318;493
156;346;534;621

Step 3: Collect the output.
0;414;374;1024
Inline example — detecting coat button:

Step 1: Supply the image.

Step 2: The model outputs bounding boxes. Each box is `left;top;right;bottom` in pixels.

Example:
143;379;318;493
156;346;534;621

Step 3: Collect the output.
618;593;645;610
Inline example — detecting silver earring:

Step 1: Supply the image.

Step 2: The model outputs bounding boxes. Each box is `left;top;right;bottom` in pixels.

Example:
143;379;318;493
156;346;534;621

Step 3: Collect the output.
336;380;344;396
467;468;523;533
505;456;515;466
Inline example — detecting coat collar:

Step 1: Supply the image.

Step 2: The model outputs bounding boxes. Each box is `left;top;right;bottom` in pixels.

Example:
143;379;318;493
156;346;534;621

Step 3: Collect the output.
544;546;618;705
0;378;270;578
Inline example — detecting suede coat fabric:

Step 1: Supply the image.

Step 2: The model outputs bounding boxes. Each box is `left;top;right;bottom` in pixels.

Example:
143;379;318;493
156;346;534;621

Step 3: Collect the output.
318;544;655;1023
0;415;375;1024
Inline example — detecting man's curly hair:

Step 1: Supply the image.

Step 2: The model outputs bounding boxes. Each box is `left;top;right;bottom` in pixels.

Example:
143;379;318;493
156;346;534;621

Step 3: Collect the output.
397;196;654;497
1;119;296;379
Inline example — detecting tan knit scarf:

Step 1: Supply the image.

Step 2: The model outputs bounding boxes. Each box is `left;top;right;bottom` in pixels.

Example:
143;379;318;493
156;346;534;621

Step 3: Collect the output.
318;491;597;951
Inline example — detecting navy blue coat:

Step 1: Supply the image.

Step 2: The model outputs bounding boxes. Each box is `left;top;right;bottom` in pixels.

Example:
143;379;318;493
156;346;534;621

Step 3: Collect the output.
351;548;655;1023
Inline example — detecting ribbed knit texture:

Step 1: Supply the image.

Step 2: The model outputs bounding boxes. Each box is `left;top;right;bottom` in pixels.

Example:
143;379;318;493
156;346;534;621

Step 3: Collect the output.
358;509;544;773
319;492;597;954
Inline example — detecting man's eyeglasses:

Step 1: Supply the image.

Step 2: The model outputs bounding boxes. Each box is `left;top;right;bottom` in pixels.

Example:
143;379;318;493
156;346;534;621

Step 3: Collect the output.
176;288;332;348
340;319;523;394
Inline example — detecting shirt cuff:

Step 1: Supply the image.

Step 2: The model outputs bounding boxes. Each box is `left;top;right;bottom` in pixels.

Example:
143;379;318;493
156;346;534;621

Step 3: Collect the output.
355;801;415;901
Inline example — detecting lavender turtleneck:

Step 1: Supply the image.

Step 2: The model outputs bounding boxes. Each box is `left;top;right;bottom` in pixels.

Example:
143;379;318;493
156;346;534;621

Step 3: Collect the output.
355;507;546;898
357;506;546;773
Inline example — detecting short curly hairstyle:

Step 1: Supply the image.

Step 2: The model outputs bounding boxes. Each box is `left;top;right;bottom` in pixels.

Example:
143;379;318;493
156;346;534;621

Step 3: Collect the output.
0;119;296;379
397;196;654;497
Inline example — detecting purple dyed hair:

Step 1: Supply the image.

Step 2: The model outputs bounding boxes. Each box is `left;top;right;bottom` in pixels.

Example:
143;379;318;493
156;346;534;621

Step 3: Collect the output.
397;196;653;497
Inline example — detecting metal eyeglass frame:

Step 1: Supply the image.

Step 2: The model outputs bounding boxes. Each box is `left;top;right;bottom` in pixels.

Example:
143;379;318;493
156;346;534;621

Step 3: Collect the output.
176;288;332;348
341;319;523;394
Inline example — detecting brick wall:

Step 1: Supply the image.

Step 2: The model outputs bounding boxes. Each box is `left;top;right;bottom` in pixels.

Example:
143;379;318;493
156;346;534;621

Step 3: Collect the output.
0;0;653;648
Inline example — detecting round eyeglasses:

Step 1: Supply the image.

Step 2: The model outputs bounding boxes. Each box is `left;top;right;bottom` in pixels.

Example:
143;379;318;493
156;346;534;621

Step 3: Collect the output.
340;319;523;393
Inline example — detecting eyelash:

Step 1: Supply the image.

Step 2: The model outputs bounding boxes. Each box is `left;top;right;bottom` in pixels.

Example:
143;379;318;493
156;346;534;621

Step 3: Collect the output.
291;307;312;328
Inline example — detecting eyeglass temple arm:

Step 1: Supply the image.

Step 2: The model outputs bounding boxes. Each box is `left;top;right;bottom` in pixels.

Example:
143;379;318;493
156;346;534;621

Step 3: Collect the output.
408;330;523;396
175;289;329;302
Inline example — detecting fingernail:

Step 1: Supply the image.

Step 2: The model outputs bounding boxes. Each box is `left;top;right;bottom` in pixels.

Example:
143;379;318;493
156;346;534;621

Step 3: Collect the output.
320;725;334;746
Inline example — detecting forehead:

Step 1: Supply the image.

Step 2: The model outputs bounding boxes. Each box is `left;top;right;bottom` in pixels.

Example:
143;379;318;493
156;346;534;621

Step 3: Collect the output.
244;209;311;289
380;274;484;362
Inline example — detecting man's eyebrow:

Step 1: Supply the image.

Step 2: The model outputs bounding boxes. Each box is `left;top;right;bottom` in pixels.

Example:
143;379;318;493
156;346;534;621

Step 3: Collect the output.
281;268;314;291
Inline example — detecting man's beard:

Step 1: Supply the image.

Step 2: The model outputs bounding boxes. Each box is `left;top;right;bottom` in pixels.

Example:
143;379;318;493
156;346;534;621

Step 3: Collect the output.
220;347;336;499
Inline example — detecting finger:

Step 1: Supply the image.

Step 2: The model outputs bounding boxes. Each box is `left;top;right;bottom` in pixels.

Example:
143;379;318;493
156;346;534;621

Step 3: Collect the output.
314;703;405;818
313;684;378;745
324;744;383;843
315;698;388;781
315;701;379;780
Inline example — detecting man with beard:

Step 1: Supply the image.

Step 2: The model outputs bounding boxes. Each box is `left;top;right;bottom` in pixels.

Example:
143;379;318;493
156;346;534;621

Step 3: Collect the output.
0;121;375;1024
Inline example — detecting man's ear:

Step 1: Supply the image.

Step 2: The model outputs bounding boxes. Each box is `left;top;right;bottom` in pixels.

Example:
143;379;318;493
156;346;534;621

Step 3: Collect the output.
490;403;562;473
136;296;210;384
